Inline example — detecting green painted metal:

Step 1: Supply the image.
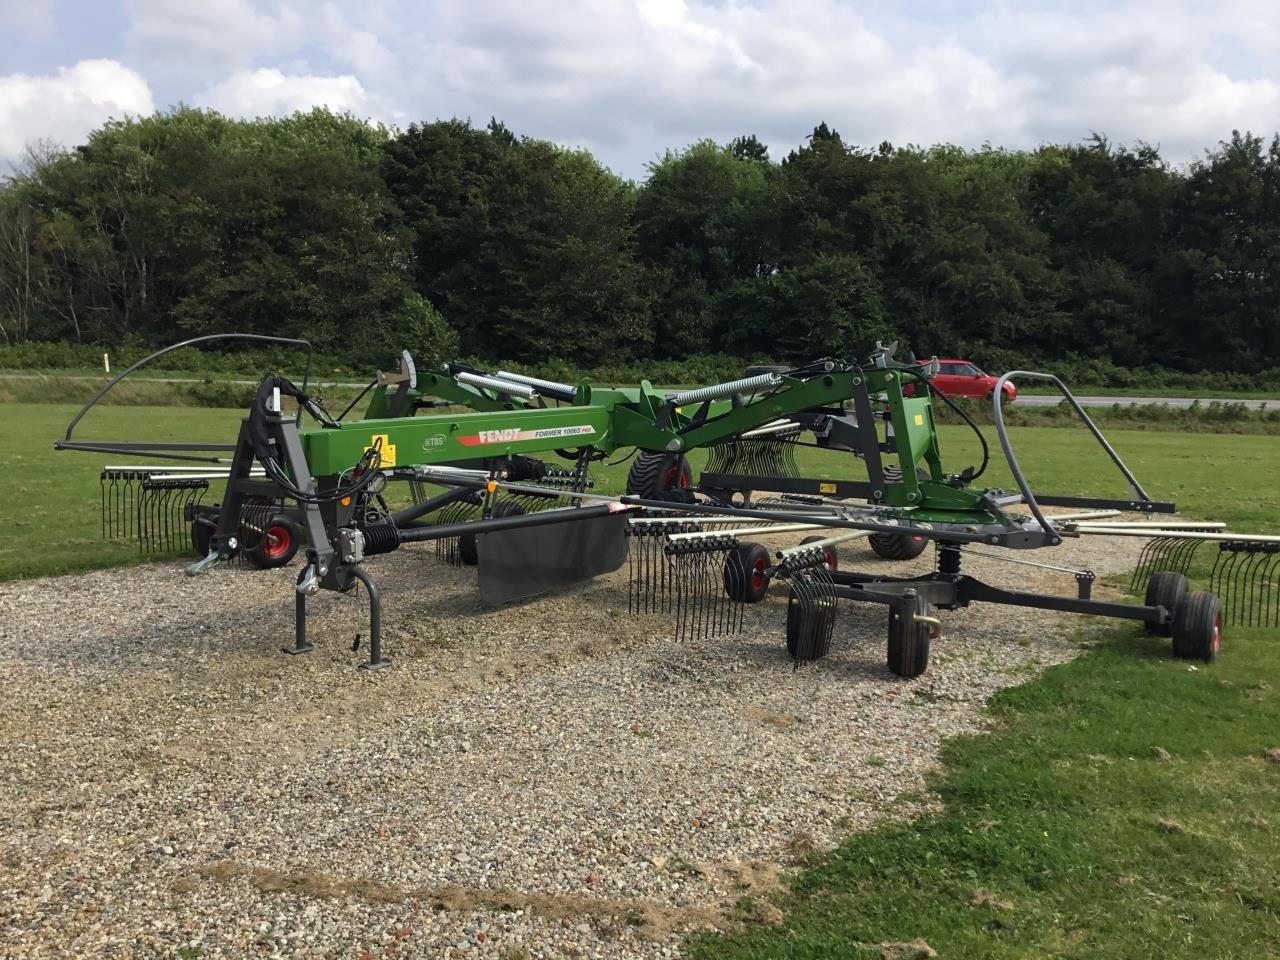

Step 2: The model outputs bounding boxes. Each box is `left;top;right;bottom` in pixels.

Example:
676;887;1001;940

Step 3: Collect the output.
310;361;1007;526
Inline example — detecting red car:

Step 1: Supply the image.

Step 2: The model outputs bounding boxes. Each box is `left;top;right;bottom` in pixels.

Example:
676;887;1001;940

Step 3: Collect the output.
916;359;1016;402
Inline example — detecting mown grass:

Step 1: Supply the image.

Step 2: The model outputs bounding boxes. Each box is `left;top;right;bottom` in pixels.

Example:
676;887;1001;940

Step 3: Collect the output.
690;625;1280;959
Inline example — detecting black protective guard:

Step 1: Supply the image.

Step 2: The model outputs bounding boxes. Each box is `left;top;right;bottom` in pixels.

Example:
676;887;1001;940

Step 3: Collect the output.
476;512;629;606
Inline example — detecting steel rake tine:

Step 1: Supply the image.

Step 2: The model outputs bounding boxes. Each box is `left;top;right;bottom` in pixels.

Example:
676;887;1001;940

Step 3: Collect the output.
1225;546;1249;626
101;472;110;539
692;551;707;641
1131;538;1163;593
1262;551;1280;628
1212;543;1247;627
626;527;638;615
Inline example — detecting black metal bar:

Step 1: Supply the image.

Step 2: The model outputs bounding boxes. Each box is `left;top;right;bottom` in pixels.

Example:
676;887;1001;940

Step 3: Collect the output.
397;502;630;544
619;495;1036;546
55;442;231;463
284;568;314;655
1031;494;1177;513
389;485;477;525
850;377;887;496
829;568;1168;626
956;577;1165;623
698;472;876;500
60;333;312;445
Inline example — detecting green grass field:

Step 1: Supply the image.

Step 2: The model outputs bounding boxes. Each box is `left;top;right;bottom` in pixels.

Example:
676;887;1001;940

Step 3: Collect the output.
6;400;1280;958
5;402;1278;581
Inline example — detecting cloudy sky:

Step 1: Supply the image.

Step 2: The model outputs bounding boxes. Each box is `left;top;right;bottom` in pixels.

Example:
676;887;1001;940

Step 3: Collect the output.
2;0;1278;178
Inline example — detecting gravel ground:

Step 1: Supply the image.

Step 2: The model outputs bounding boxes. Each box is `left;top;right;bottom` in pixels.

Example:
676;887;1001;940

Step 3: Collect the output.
0;528;1145;959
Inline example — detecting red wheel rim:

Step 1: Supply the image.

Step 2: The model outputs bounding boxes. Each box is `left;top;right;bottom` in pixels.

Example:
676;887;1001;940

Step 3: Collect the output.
662;466;690;490
1211;613;1222;656
263;524;292;560
751;556;767;591
823;549;837;572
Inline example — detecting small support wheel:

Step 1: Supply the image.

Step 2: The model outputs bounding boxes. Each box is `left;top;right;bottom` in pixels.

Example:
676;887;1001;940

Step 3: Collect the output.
800;535;838;571
1172;590;1222;662
887;593;938;678
869;532;929;561
723;541;771;603
1144;570;1188;637
247;516;301;569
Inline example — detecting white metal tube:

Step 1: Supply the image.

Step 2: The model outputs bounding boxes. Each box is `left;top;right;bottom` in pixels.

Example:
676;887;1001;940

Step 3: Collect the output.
673;372;782;406
1046;510;1121;522
667;522;823;541
776;529;872;557
1073;527;1280;543
495;370;575;395
456;371;537;398
1067;520;1226;530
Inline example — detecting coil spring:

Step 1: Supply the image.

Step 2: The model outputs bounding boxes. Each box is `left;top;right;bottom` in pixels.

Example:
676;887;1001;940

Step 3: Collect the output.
361;519;399;555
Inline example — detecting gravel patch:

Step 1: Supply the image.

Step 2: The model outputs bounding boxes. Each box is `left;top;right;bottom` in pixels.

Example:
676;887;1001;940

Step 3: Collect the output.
0;529;1144;959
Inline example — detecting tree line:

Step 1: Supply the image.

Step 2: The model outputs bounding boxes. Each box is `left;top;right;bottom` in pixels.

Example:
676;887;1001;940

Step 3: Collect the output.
2;108;1279;375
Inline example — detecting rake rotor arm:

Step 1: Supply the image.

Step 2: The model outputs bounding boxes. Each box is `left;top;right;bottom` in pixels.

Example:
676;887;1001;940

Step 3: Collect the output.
56;333;314;457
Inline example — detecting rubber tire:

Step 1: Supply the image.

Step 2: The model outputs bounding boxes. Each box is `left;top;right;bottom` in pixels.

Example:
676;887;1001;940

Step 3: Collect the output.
723;541;771;603
458;501;526;566
871;467;928;560
887;594;936;679
626;452;692;498
800;534;838;572
869;532;929;561
246;516;301;569
1172;590;1223;662
191;513;216;557
1144;570;1189;637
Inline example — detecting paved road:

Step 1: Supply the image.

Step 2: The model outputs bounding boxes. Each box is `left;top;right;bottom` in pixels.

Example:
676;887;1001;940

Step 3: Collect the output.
1016;394;1274;410
2;372;1273;409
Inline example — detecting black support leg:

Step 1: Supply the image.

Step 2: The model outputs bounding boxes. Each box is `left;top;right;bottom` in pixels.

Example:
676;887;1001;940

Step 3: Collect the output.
283;567;315;655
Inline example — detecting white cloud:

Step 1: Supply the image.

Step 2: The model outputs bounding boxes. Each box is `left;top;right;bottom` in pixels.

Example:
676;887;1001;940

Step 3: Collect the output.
0;59;155;166
194;68;369;117
0;0;57;40
19;1;1280;175
124;0;307;78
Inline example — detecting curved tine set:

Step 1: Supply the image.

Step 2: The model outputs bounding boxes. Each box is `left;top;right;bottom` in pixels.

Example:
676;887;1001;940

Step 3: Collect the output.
703;435;800;478
786;562;838;667
1210;542;1280;628
101;467;213;553
667;537;744;645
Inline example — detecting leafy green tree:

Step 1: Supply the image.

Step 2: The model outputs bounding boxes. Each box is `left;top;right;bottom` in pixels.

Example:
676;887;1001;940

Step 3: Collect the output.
382;120;649;364
633;141;779;356
1155;131;1280;372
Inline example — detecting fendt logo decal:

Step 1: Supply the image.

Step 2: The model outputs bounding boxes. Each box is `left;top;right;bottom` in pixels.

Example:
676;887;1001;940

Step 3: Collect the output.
457;424;596;447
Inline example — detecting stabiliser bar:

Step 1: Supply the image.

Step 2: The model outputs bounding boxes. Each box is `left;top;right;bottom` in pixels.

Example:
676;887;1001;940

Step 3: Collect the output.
826;569;1166;626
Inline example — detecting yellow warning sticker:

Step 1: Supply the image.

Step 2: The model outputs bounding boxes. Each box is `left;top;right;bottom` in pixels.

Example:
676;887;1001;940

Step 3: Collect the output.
819;482;837;494
913;414;924;426
367;433;397;468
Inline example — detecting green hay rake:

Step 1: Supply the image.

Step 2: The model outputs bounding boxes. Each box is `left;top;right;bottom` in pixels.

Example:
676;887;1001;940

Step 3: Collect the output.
58;335;1277;675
